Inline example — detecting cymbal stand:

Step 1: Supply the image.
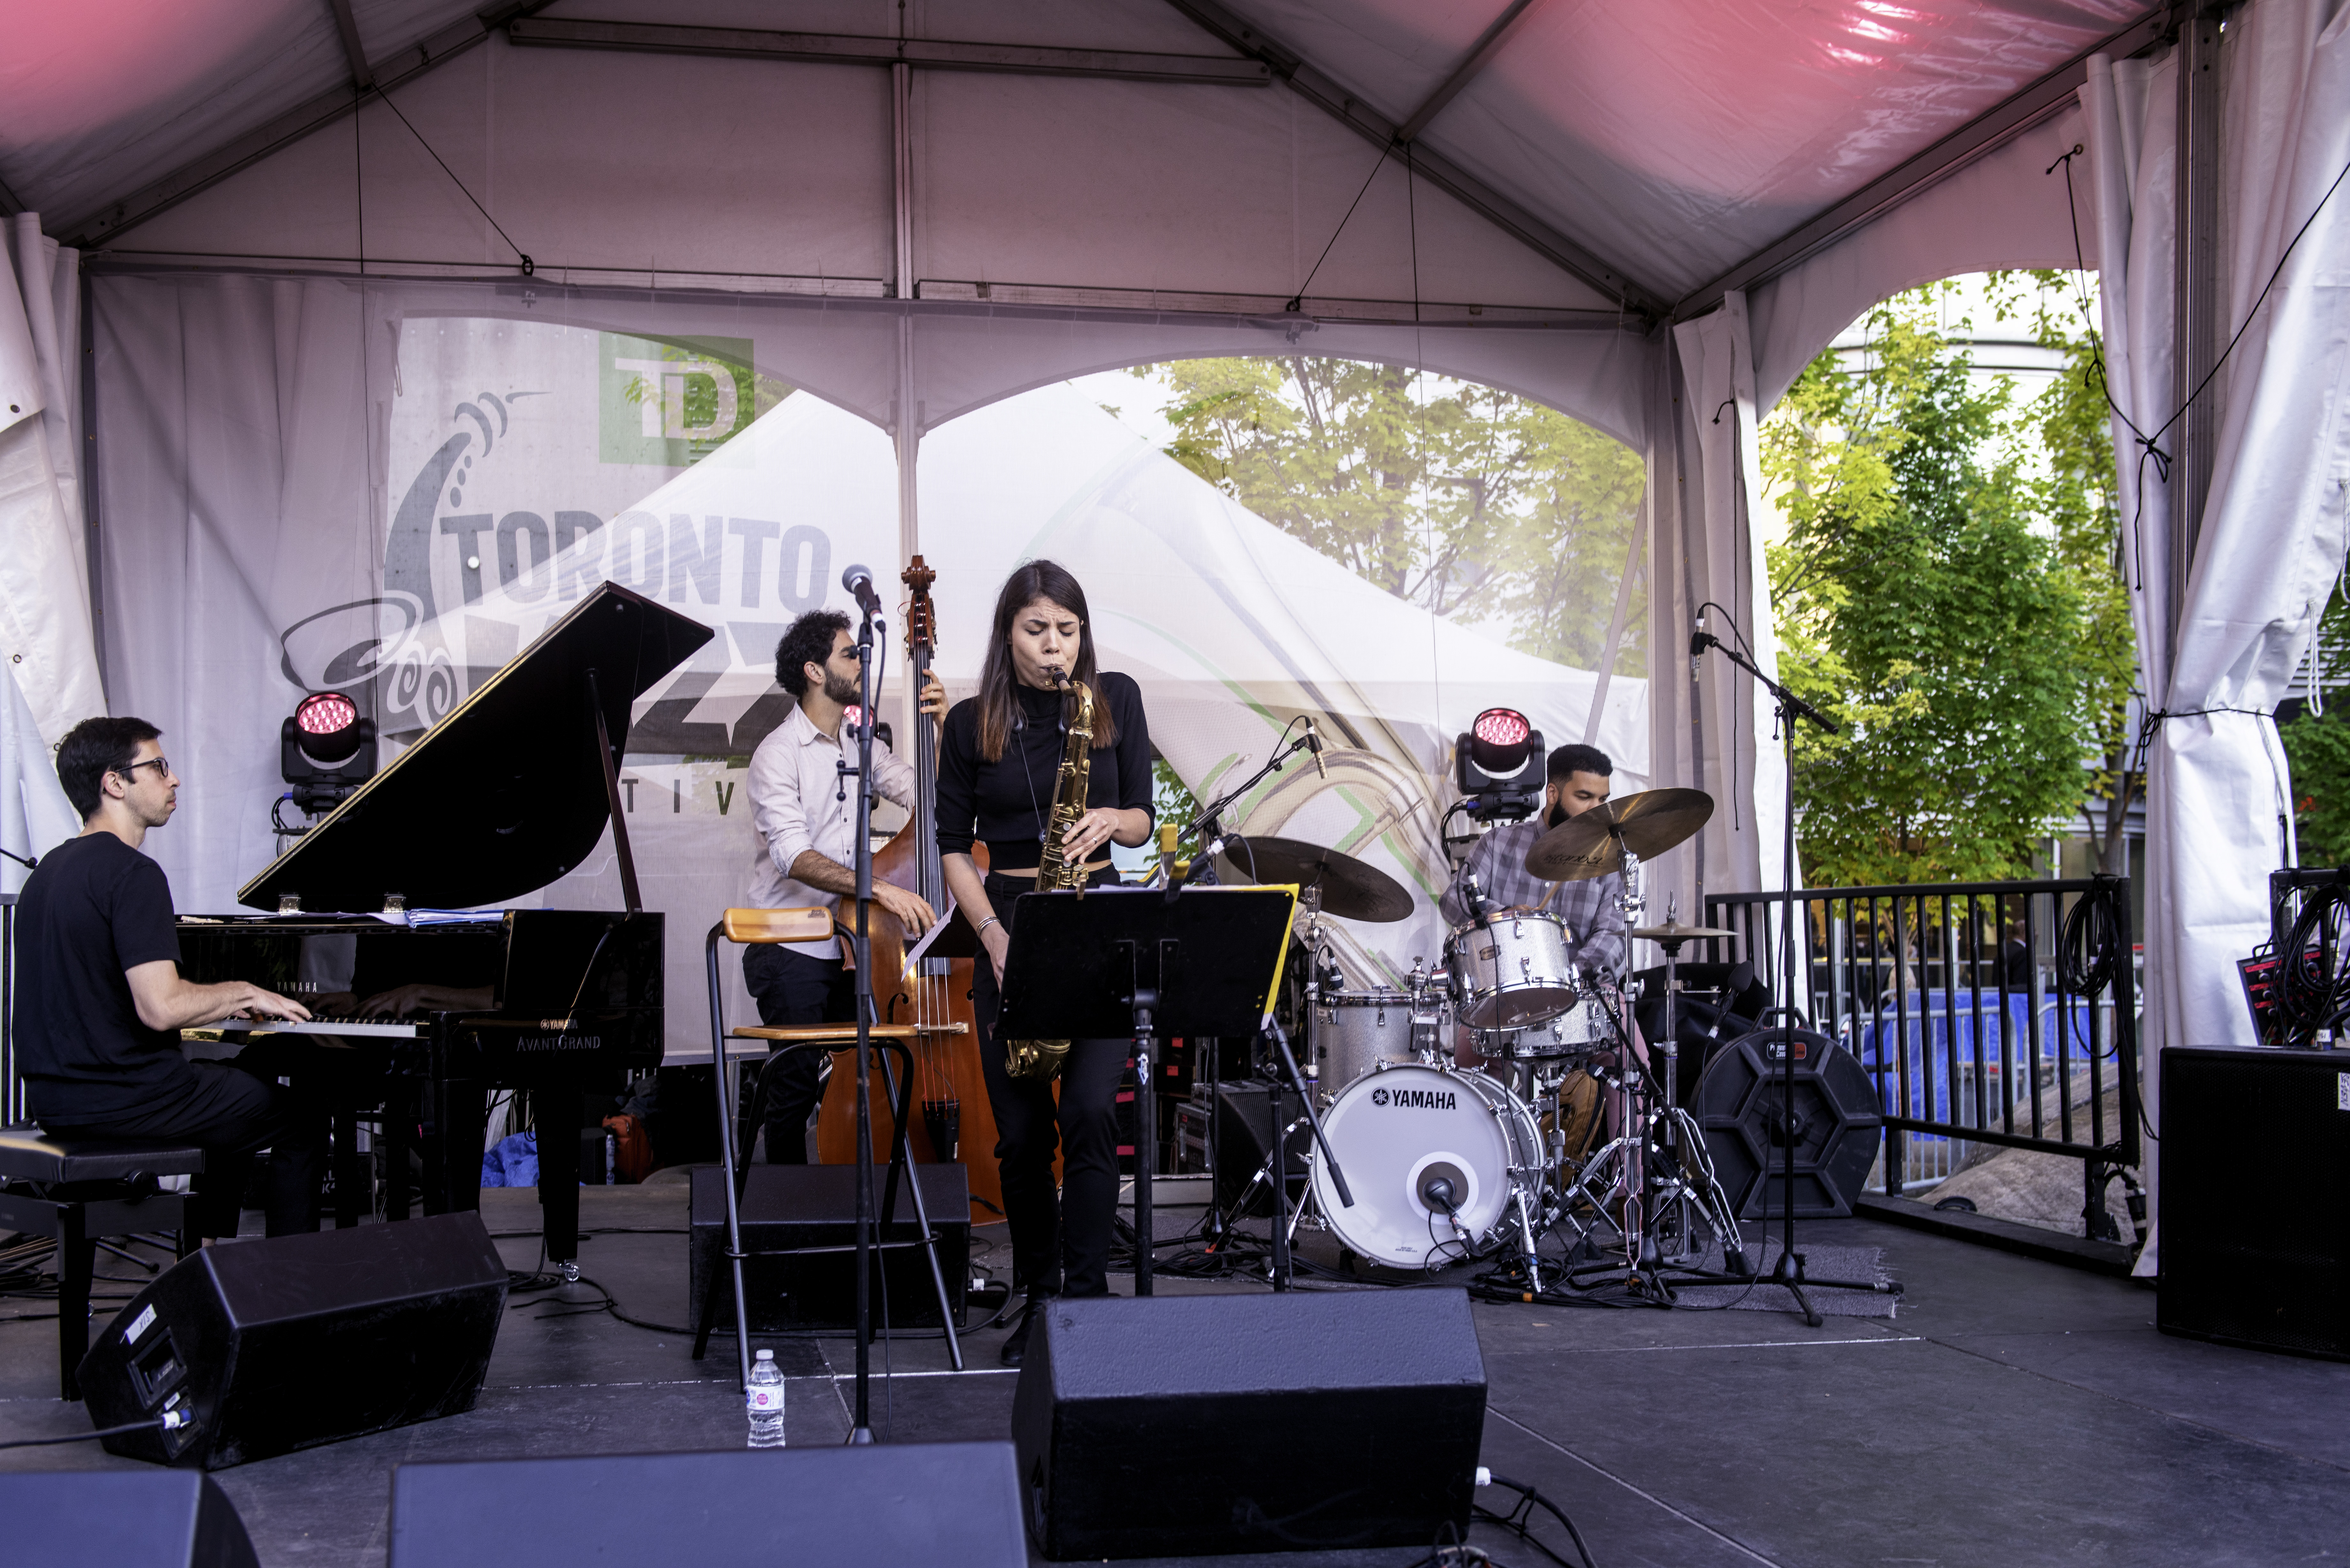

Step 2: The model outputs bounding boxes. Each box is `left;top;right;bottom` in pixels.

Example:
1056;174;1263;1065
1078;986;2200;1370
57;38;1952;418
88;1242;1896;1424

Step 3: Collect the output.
1647;908;1752;1276
1223;1015;1353;1291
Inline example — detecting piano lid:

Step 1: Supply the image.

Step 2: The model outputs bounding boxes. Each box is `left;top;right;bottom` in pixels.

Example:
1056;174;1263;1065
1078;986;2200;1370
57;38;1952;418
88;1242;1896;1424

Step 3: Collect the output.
238;582;715;913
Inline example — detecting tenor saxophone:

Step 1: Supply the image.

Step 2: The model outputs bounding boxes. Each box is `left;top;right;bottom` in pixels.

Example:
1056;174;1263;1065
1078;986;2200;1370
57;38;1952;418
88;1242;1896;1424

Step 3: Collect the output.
1003;674;1096;1081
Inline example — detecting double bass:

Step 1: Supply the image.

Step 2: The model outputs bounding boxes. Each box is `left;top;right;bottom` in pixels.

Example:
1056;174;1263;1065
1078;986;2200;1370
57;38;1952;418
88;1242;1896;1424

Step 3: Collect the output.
815;556;1009;1223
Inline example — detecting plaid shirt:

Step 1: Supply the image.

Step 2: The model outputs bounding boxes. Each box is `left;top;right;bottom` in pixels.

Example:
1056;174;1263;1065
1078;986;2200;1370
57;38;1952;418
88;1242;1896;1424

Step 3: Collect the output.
1440;818;1626;980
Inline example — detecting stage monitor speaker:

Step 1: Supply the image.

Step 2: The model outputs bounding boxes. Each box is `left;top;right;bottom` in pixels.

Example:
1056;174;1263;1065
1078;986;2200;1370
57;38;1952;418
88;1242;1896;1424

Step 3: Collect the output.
386;1441;1026;1567
2;1469;259;1568
1013;1290;1487;1559
689;1163;968;1331
2159;1045;2350;1361
1693;1027;1883;1218
77;1211;508;1469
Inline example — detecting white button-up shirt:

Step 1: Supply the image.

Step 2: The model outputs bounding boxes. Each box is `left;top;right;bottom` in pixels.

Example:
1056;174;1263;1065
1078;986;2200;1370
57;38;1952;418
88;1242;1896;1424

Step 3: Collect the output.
746;702;918;961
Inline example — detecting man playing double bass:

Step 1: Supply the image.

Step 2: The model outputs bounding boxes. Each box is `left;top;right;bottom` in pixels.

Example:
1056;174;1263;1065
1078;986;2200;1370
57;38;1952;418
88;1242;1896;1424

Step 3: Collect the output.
741;610;939;1163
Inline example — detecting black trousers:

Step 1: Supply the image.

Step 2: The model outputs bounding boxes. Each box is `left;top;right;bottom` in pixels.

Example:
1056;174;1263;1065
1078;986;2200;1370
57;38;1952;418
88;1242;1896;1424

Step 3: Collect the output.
743;942;857;1164
972;871;1128;1299
44;1048;324;1239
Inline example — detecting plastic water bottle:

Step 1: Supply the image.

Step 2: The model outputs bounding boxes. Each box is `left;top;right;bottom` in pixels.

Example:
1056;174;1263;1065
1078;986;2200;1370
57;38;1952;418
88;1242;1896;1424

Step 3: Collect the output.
746;1349;785;1448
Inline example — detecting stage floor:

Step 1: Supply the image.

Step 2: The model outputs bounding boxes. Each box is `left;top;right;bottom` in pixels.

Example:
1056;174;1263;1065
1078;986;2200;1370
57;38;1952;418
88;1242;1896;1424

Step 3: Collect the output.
6;1180;2347;1567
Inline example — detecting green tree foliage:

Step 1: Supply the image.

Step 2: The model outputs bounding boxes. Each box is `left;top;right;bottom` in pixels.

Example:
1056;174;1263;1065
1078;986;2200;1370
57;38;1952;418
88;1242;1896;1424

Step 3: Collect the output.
1141;357;1647;673
2279;585;2350;865
1762;278;2128;885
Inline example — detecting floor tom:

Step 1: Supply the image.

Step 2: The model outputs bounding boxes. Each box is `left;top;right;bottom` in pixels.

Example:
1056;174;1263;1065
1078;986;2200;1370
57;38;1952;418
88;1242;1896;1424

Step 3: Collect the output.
1309;989;1447;1088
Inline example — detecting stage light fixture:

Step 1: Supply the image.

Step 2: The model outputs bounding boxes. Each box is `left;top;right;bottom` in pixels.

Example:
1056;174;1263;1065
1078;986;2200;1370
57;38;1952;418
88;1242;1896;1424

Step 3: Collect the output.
282;690;378;815
1455;707;1544;823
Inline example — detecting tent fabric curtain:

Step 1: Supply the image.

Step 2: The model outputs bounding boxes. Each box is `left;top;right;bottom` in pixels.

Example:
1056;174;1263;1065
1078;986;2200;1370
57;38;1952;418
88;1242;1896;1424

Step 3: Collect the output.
93;274;385;909
1669;292;1791;916
2088;0;2350;1275
0;213;99;892
1744;101;2104;420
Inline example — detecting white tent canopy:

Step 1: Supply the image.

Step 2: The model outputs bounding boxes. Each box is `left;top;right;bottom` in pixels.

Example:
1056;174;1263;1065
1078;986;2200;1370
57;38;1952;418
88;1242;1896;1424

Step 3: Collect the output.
6;1;2348;1252
2;0;2180;905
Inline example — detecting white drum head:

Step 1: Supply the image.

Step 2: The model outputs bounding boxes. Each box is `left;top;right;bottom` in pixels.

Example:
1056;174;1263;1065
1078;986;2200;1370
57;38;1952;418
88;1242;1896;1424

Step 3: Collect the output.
1309;1065;1515;1269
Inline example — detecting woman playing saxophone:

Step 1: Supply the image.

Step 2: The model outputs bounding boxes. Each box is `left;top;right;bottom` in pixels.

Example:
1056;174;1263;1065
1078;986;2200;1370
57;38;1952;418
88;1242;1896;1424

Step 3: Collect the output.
937;561;1154;1366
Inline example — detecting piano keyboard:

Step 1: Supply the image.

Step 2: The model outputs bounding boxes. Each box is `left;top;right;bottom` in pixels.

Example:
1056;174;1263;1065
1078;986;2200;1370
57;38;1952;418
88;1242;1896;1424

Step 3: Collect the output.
207;1016;426;1038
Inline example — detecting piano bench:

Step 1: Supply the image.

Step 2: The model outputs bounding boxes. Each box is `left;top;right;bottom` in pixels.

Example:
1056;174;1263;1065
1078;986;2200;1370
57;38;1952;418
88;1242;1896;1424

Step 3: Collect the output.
0;1129;203;1401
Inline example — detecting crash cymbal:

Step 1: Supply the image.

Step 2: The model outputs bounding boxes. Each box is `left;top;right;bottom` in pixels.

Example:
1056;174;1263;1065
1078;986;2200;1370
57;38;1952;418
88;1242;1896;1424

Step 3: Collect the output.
1525;787;1715;882
1217;835;1415;923
1629;919;1740;943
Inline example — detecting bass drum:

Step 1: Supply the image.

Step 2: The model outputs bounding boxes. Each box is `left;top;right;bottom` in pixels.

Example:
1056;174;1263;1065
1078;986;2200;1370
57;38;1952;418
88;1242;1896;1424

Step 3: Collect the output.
1309;1064;1547;1270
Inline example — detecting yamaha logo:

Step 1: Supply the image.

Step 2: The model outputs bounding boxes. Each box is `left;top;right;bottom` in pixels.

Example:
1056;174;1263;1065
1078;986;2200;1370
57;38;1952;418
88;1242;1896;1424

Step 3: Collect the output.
1374;1086;1457;1110
1372;1087;1390;1105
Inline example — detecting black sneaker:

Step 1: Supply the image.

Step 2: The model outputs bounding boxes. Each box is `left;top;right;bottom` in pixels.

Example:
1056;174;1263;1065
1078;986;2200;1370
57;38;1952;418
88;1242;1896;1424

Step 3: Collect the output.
999;1296;1048;1368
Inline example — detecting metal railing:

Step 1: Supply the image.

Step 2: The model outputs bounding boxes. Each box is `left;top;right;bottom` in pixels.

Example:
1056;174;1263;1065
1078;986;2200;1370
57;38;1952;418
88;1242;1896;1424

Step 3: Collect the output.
1701;877;2142;1239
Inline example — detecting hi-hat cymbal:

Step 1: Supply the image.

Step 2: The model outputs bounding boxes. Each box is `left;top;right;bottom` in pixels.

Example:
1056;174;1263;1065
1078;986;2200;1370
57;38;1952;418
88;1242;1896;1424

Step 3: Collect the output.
1629;919;1740;943
1216;835;1415;923
1525;787;1716;882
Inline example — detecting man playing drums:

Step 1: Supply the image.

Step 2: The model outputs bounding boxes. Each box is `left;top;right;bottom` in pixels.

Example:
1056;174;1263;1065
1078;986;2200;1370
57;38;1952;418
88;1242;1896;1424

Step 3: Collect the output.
1441;743;1626;1171
1439;742;1625;977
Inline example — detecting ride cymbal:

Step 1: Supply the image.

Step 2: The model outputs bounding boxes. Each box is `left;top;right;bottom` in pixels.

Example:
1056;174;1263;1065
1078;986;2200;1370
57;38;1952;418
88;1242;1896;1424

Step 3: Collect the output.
1525;787;1715;882
1217;835;1415;923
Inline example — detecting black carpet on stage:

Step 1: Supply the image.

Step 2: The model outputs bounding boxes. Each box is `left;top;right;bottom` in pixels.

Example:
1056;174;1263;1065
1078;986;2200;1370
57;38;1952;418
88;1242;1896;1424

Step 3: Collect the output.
6;1178;2350;1568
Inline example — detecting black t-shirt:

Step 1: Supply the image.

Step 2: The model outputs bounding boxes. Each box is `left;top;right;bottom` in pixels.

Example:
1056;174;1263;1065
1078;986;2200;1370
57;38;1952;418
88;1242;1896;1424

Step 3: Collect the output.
16;832;194;1123
936;672;1155;871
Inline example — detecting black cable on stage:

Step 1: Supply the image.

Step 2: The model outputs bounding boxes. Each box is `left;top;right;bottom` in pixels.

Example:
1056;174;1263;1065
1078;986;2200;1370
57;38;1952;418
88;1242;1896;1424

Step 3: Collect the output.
0;1418;167;1451
1477;1472;1600;1568
2278;882;2350;1044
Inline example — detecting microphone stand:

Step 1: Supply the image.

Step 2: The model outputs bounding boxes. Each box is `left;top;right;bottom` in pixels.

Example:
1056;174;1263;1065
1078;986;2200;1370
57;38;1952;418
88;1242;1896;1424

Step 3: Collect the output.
1165;723;1323;1257
1691;629;1869;1326
1168;726;1321;894
838;599;888;1441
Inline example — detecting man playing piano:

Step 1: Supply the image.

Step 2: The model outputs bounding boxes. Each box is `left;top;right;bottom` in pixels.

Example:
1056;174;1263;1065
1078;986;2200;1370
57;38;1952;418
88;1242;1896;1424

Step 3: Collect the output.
14;718;324;1239
741;610;937;1161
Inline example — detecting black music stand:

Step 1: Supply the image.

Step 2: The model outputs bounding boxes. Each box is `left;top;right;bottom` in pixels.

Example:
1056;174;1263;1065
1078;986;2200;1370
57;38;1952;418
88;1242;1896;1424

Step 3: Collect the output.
996;885;1294;1294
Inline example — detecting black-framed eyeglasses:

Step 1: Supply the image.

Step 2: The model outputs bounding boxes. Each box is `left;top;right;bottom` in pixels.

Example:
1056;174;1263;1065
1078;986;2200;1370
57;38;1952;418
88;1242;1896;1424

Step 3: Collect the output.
115;757;171;782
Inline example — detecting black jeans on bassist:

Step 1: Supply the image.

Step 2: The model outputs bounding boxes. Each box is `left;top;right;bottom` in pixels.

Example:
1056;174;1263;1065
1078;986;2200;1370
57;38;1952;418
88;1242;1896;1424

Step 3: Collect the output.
742;942;858;1164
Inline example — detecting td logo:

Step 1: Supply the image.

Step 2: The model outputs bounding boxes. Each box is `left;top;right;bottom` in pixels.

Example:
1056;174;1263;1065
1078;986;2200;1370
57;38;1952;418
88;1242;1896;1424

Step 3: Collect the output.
598;332;779;466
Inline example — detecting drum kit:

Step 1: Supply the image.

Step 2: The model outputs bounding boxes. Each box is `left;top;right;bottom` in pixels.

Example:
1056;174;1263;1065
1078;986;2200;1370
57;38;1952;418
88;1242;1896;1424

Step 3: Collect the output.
1221;789;1762;1297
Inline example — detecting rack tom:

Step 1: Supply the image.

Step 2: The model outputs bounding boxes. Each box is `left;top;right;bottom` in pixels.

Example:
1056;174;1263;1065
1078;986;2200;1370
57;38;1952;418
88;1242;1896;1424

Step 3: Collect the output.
1451;910;1579;1029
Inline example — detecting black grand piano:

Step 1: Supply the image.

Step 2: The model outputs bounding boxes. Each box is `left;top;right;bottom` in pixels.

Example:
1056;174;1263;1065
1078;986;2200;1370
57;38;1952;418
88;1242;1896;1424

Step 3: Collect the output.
177;582;711;1270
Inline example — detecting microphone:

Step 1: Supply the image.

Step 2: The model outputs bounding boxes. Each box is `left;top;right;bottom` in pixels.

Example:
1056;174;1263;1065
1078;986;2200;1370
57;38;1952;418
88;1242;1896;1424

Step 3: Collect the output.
1304;716;1327;780
841;563;883;616
1690;614;1715;657
1421;1175;1457;1215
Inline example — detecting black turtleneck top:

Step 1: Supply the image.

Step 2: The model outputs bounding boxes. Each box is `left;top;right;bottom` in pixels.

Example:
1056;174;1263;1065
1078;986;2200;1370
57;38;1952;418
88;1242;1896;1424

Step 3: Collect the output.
935;673;1154;871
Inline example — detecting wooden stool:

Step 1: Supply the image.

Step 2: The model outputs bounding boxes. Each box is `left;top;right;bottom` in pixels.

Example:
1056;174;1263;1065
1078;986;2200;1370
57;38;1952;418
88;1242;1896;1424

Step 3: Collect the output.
0;1128;202;1399
701;910;969;1380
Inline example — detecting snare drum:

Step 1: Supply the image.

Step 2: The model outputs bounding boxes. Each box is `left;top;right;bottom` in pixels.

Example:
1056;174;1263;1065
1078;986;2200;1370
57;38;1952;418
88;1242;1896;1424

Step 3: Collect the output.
1310;990;1447;1087
1451;910;1579;1029
1514;987;1613;1056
